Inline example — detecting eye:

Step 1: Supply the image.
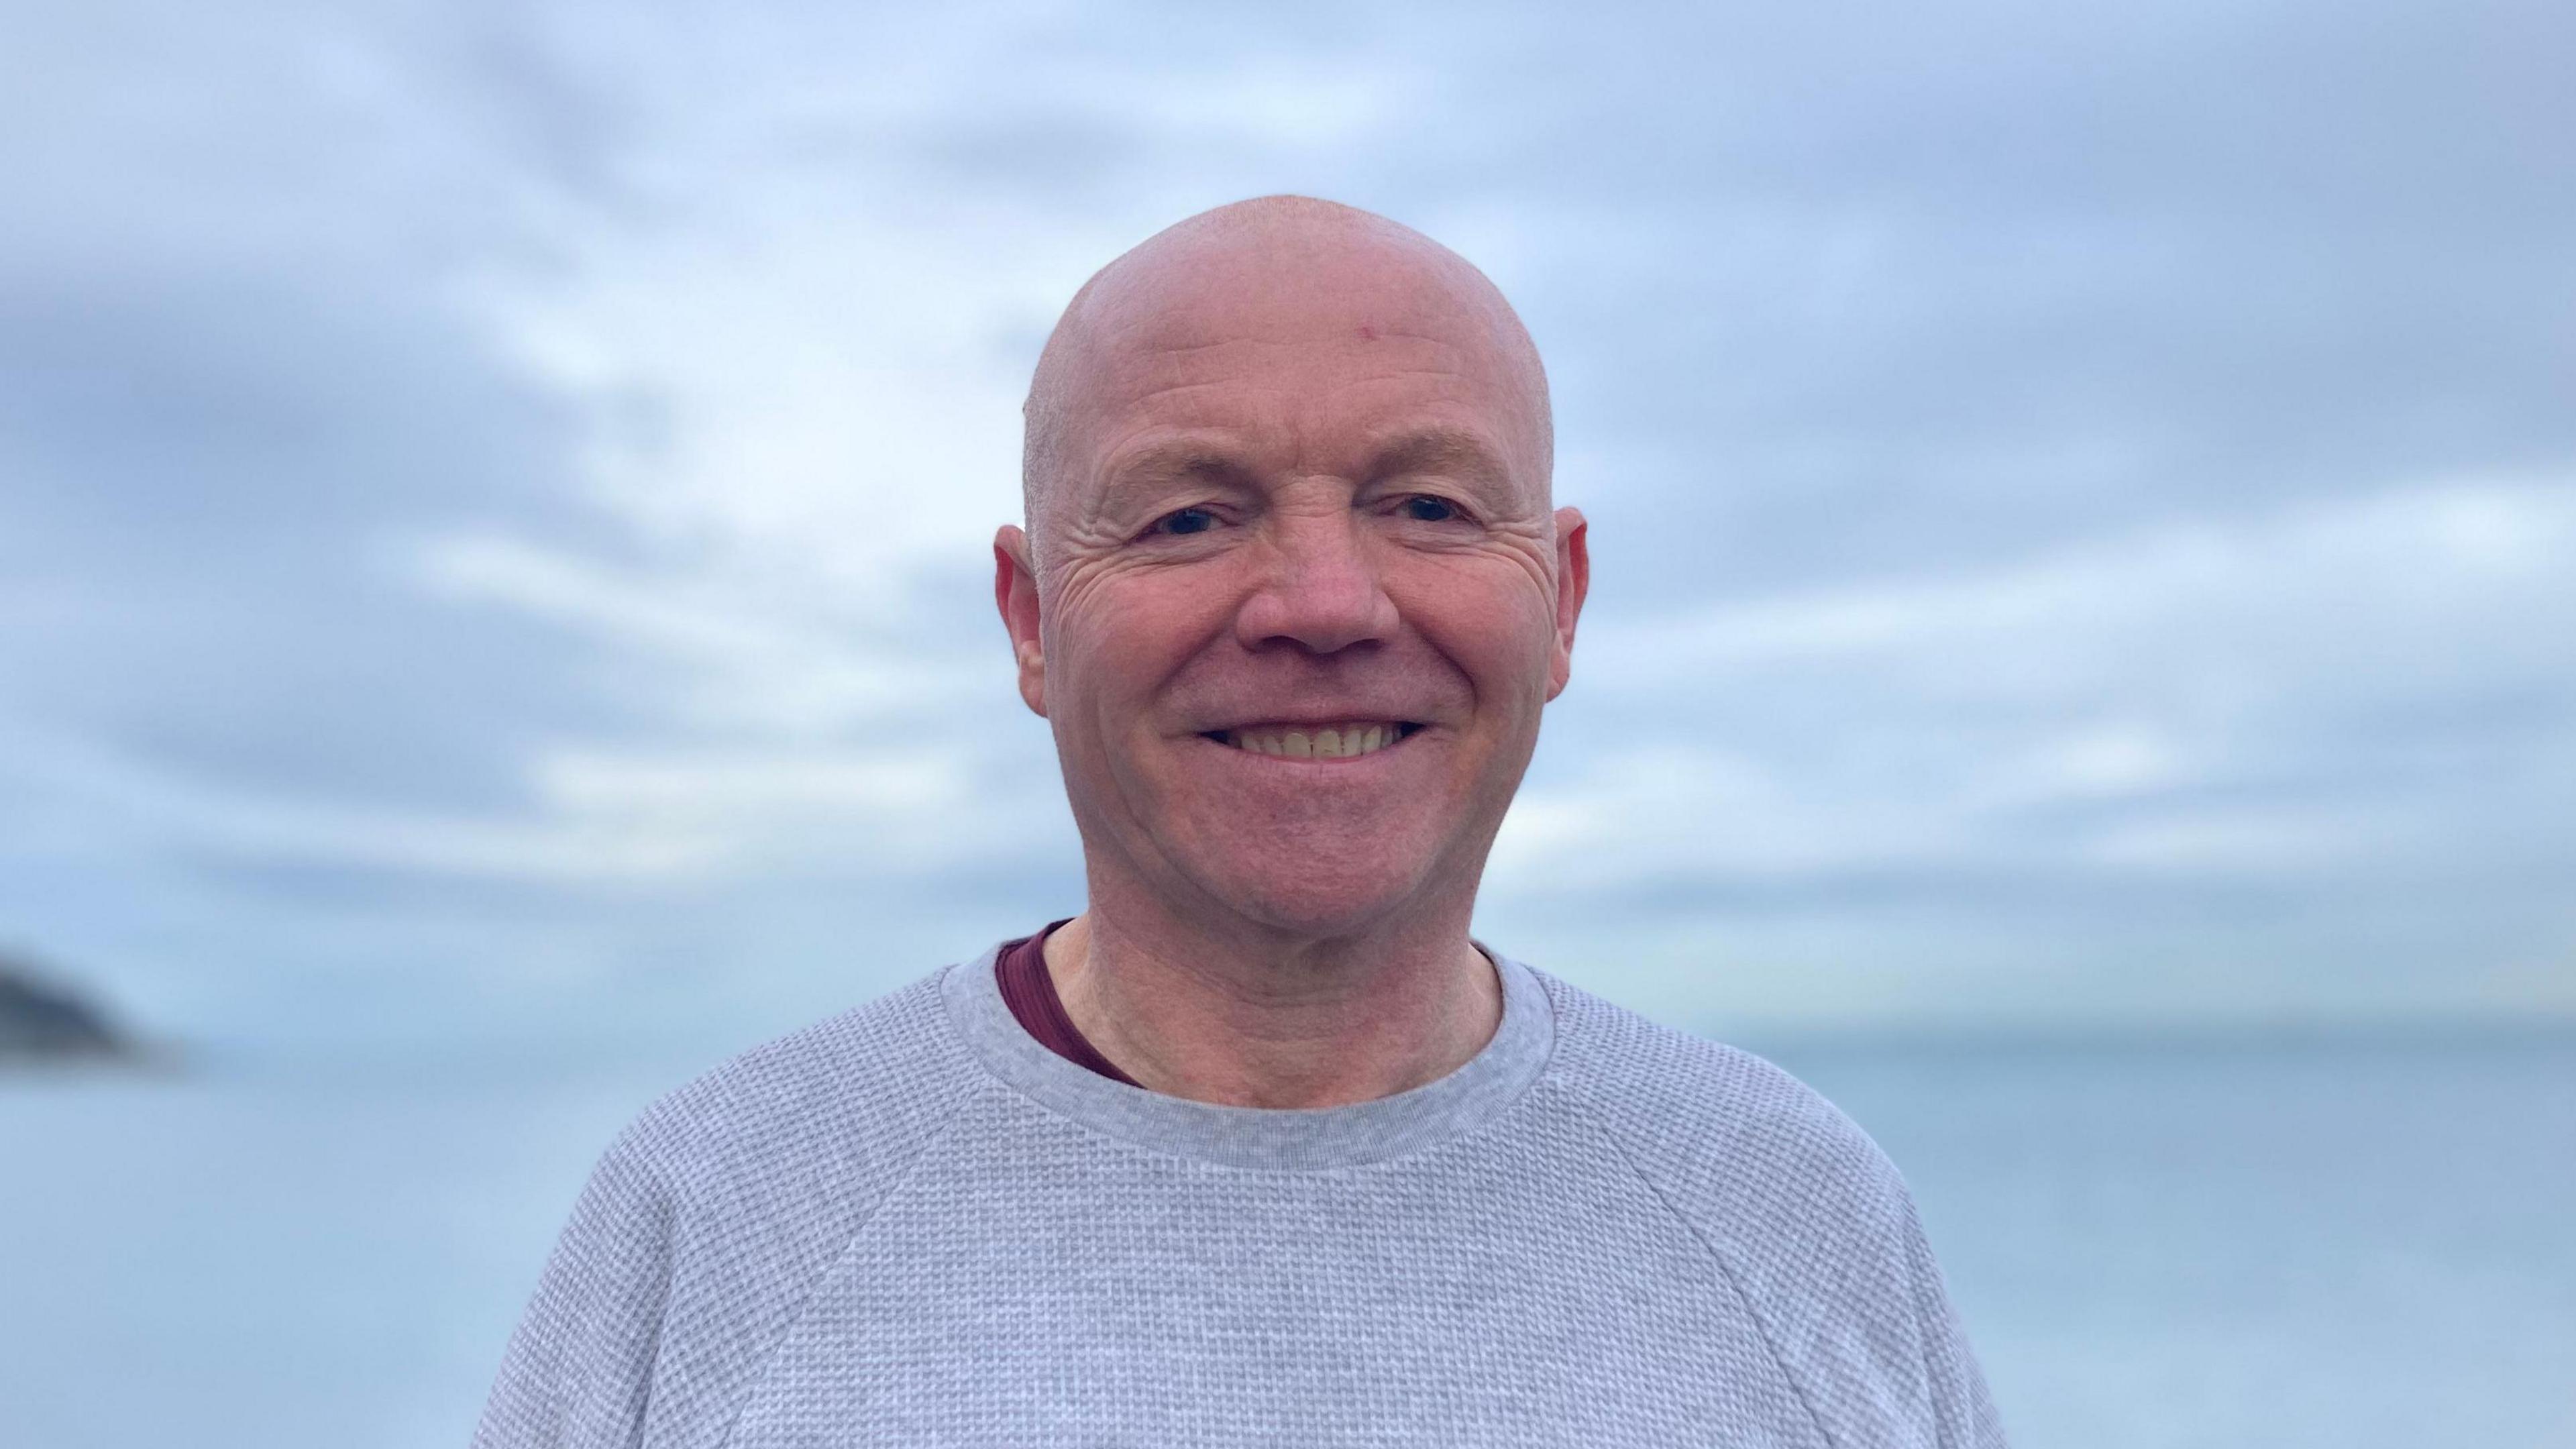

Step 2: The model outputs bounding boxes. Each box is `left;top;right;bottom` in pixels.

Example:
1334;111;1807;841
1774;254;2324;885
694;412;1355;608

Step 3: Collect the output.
1151;506;1219;537
1399;495;1460;523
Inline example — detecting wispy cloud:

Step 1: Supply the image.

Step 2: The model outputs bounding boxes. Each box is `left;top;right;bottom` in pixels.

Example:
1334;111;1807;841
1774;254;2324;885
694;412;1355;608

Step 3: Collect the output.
3;0;2567;1046
1507;476;2575;884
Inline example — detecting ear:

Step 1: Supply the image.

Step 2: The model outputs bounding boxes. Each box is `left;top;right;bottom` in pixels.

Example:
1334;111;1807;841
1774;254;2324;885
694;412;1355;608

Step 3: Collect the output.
994;525;1047;717
1544;505;1589;702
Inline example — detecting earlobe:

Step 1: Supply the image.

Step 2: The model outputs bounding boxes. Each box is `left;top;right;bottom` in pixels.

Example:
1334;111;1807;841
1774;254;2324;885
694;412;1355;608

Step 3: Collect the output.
994;525;1049;718
1017;639;1048;716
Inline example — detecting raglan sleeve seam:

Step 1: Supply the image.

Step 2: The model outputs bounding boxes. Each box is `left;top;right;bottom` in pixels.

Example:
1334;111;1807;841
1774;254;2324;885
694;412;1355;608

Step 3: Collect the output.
705;1073;992;1449
1566;1090;1846;1449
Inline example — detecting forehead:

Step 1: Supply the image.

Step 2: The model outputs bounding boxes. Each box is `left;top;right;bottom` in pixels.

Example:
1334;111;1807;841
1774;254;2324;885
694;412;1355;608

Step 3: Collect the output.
1062;241;1543;485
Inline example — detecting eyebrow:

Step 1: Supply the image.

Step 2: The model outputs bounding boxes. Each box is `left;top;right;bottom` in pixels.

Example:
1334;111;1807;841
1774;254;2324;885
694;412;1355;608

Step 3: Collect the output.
1091;425;1515;512
1085;439;1254;525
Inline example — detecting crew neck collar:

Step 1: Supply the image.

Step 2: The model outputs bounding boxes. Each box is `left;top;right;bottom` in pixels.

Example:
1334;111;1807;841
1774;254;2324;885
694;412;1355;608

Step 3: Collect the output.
941;935;1556;1171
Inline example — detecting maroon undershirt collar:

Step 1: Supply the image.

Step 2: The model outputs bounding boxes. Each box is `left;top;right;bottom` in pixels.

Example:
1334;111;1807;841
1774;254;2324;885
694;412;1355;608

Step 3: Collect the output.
993;919;1143;1088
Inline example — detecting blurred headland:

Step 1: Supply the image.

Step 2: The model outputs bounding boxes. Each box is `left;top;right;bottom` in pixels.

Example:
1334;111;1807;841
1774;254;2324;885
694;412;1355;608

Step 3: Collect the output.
0;952;176;1072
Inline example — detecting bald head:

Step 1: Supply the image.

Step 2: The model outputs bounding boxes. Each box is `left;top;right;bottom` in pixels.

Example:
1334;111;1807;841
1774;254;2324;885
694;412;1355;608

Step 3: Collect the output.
1020;197;1552;564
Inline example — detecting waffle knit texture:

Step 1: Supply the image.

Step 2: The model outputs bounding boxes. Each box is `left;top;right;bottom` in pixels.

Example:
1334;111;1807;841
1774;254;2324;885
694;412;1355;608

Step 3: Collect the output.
472;941;2008;1448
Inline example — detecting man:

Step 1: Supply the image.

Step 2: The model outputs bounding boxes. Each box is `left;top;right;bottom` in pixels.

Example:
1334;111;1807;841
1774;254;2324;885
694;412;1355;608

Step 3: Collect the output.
473;196;2007;1447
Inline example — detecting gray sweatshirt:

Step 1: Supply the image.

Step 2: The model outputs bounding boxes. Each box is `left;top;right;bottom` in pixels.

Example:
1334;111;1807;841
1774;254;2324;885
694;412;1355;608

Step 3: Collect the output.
472;942;2007;1447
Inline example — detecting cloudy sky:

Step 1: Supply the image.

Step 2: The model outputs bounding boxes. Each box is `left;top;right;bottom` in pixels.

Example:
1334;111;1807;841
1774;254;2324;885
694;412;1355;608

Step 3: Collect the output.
3;0;2569;1053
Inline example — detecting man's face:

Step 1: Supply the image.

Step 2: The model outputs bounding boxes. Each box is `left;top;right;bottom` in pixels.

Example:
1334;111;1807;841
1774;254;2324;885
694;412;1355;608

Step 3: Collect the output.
1000;229;1586;940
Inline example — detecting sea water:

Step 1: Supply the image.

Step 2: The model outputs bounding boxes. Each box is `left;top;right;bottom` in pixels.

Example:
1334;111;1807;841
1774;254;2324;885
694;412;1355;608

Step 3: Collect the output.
3;1032;2571;1448
1774;1033;2576;1448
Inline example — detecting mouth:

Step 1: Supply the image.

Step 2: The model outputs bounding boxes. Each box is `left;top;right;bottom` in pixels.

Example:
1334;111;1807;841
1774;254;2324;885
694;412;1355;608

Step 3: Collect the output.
1197;720;1427;760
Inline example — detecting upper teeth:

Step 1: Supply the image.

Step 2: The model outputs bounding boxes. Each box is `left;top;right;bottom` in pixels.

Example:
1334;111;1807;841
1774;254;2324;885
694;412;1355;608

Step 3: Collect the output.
1224;722;1403;759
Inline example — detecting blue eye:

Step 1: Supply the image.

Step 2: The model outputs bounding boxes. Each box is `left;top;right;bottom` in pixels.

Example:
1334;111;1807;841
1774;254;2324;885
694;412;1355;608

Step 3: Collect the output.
1155;507;1218;536
1402;496;1458;523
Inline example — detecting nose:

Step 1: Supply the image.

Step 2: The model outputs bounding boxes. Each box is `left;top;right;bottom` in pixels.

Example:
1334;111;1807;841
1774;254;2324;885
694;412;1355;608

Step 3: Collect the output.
1234;498;1399;655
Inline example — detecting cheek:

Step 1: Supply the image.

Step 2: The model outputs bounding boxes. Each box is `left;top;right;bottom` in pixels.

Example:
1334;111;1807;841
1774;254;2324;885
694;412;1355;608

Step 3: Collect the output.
1050;570;1234;722
1393;561;1558;708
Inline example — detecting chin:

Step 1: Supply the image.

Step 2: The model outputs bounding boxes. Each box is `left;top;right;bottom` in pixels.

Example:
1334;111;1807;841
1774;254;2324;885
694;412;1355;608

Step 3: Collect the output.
1186;856;1432;941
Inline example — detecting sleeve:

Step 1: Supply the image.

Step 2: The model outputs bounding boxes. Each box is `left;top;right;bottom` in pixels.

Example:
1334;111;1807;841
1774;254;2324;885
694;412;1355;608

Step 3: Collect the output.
1897;1193;2010;1449
470;1135;680;1449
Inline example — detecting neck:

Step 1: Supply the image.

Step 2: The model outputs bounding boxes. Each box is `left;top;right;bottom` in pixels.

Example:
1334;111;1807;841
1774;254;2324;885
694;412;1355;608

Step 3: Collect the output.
1040;888;1504;1110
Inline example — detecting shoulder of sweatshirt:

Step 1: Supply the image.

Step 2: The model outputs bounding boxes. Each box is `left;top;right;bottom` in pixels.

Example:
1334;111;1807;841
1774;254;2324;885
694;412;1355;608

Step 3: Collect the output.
595;963;985;1228
1523;963;1925;1279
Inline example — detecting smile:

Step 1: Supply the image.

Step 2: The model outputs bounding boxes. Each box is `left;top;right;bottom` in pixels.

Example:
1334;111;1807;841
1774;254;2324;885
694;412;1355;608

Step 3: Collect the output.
1200;721;1424;759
